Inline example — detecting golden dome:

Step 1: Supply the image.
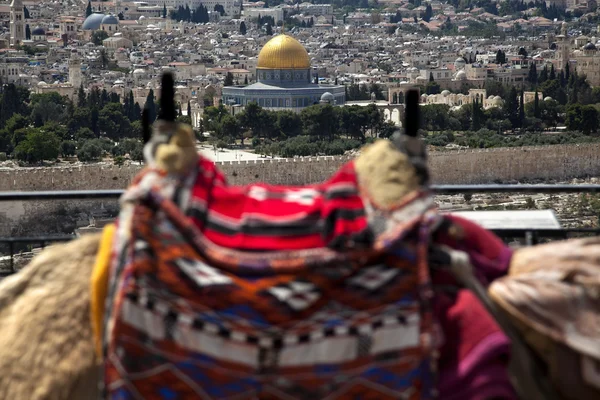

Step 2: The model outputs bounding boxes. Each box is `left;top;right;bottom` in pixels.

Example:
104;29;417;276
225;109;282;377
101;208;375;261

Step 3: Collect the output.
257;34;311;70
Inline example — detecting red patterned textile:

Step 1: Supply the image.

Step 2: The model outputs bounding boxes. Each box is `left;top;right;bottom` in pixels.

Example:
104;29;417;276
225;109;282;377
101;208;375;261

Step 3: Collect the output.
185;157;372;251
102;156;440;399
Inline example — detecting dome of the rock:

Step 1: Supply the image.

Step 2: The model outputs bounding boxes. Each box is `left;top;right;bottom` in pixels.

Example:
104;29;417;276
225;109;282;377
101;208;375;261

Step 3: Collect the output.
257;34;311;70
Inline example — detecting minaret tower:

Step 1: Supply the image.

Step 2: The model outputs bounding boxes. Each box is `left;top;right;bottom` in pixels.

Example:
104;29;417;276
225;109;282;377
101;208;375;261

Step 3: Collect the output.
10;0;25;47
69;51;83;89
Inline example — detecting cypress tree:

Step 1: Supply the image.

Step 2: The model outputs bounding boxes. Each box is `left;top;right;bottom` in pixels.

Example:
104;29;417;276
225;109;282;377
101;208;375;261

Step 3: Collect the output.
163;3;167;18
144;90;156;122
504;86;519;130
77;84;86;107
124;91;131;118
549;64;556;80
86;1;92;17
133;102;142;121
528;63;537;85
187;101;191;119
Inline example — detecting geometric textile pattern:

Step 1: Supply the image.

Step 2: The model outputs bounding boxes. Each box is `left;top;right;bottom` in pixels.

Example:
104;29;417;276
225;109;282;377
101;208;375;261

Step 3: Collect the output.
265;280;320;311
103;157;439;400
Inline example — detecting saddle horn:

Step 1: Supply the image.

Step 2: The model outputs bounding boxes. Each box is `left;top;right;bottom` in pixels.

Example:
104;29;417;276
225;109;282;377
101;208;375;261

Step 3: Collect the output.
159;72;176;122
142;108;151;144
392;88;429;186
404;89;420;138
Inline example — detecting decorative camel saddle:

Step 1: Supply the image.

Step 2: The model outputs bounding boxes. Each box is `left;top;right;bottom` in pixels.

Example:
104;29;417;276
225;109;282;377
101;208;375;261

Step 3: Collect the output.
98;139;442;399
93;80;515;399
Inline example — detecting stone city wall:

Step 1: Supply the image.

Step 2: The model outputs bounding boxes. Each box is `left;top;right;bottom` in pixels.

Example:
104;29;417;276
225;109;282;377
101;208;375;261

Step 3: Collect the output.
2;143;600;191
1;143;600;237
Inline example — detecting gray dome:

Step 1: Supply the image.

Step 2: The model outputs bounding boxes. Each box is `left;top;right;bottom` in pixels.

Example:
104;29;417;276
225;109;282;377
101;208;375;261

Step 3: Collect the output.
320;92;334;102
31;26;45;35
584;42;597;51
82;13;105;30
454;57;466;70
102;15;119;25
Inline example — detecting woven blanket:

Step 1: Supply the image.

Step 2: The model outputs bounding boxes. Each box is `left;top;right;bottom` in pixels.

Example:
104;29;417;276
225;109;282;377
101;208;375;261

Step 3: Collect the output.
102;156;440;399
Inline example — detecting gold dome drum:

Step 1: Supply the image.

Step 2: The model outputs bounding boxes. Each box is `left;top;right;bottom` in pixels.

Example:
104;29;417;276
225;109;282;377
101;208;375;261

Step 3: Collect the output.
257;34;311;70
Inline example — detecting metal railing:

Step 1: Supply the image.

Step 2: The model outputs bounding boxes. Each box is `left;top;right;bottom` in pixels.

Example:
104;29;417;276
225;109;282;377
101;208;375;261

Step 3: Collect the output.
1;184;600;275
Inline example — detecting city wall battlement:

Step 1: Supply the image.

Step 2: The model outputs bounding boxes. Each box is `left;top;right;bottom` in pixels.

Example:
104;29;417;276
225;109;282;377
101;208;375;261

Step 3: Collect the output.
1;143;600;191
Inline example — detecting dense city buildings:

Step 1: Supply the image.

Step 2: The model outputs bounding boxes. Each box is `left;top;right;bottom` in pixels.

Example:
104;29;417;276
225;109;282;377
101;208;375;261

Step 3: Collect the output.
0;0;600;157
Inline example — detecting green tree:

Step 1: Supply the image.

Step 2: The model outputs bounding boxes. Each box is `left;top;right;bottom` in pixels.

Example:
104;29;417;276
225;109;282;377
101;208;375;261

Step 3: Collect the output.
425;80;441;95
0;114;29;154
75;127;96;142
163;3;167;18
41;121;69;141
276;111;302;138
130;120;143;140
25;24;31;40
504;86;519;130
98;49;110;69
91;30;109;46
14;128;61;163
240;21;247;35
224;72;234;86
220;114;242;143
301;104;336;141
144;89;157;122
338;106;368;140
236;102;265;138
86;1;93;17
471;98;483;131
112;138;143;158
423;3;433;22
68;107;92;135
0;84;25;124
23;5;30;18
30;93;69;127
495;49;506;64
77;140;103;162
528;63;537;85
99;103;131;141
61;140;77;157
266;22;273;35
77;84;86;107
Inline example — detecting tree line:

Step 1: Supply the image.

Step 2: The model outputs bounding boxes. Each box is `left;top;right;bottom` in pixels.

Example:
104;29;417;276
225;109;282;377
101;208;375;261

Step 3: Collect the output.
0;83;192;164
202;102;396;157
170;4;212;23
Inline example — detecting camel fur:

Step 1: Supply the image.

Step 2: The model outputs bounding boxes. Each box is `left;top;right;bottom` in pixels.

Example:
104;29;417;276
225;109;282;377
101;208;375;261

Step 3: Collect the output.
0;233;101;400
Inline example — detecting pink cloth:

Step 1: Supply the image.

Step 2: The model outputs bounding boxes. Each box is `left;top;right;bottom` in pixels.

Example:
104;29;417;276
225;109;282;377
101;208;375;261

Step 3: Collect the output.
433;215;516;400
